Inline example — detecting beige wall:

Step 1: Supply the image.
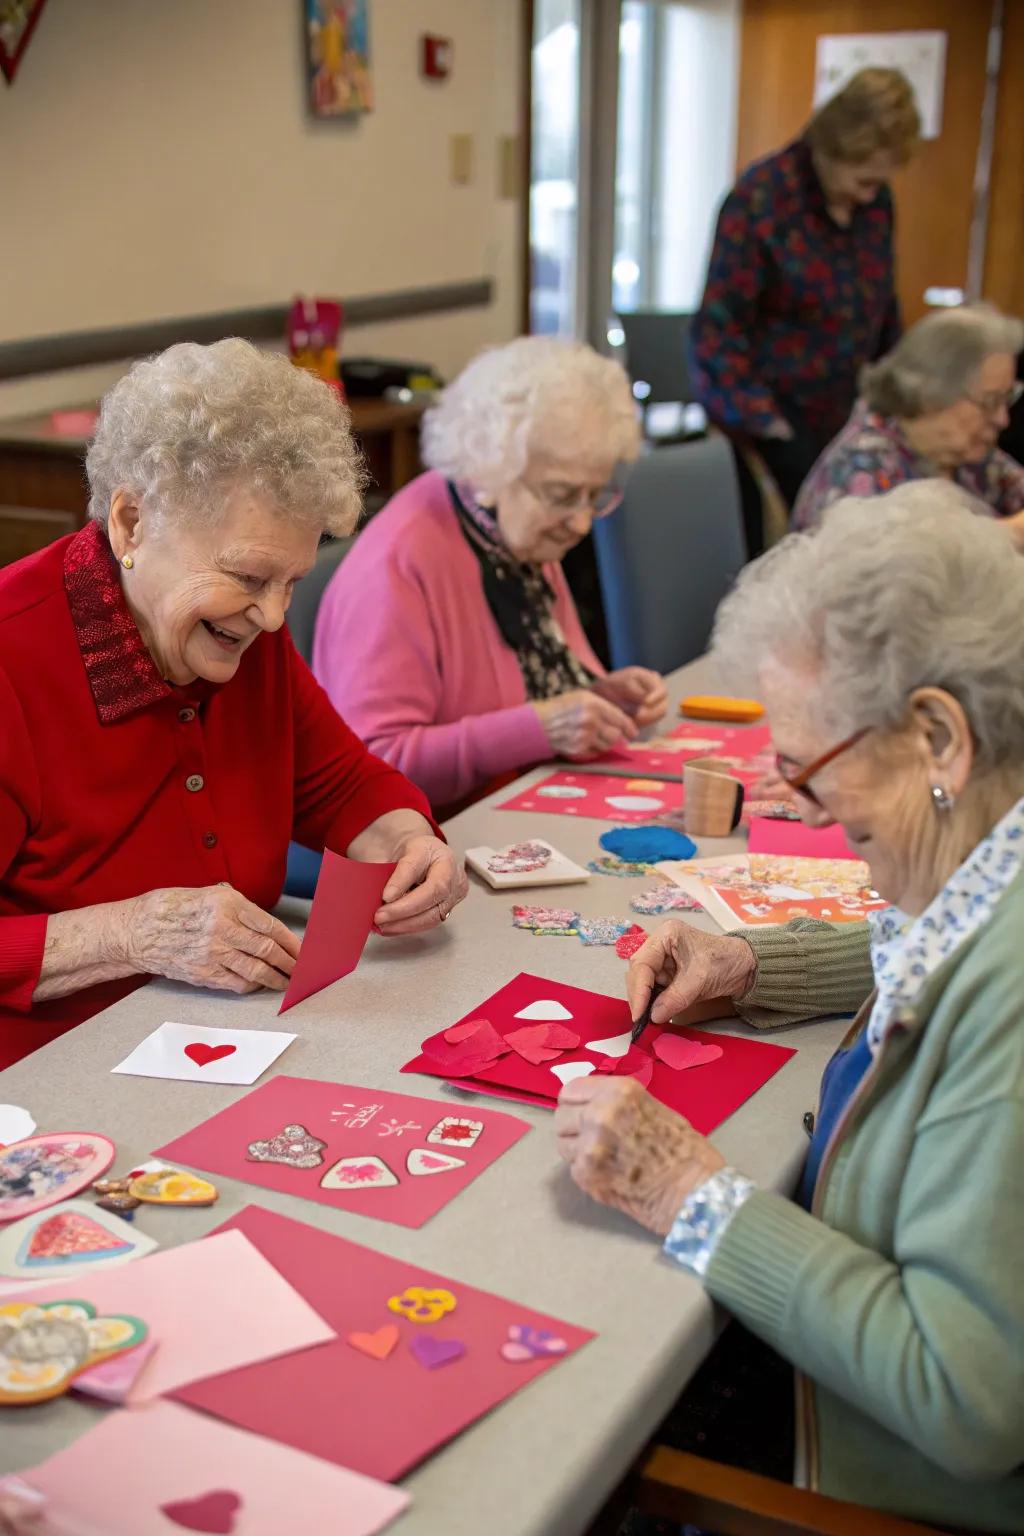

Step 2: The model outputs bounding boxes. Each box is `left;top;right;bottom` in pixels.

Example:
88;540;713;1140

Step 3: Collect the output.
0;0;523;416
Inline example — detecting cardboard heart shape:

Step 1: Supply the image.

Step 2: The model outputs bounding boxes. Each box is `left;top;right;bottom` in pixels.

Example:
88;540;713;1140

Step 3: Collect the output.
587;1031;632;1058
409;1335;465;1370
549;1061;595;1086
652;1035;725;1071
320;1155;398;1191
513;1000;573;1021
406;1148;466;1177
184;1043;237;1068
347;1324;400;1361
159;1490;242;1533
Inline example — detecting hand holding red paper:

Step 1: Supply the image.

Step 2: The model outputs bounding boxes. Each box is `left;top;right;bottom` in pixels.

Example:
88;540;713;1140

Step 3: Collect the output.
590;666;668;729
555;1075;726;1236
627;921;759;1026
373;834;468;937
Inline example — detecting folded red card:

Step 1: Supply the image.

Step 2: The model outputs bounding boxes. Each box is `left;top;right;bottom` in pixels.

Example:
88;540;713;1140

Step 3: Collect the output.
155;1076;528;1230
173;1205;593;1482
747;816;858;861
279;851;395;1013
402;973;796;1134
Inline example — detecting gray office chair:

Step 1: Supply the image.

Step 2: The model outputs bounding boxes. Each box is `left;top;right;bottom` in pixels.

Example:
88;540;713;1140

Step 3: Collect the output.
592;435;747;674
617;310;697;434
286;534;355;665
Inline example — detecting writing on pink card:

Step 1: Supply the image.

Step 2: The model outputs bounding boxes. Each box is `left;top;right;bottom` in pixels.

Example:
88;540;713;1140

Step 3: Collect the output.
747;816;858;861
0;1398;409;1536
173;1206;593;1482
498;771;683;823
403;972;796;1134
155;1076;529;1230
279;850;395;1013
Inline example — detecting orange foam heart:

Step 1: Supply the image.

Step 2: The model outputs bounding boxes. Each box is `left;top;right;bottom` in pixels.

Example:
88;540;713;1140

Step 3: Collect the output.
346;1323;400;1361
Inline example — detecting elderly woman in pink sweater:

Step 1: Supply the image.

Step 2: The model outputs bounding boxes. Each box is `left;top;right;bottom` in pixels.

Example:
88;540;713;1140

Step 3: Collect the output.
313;337;665;812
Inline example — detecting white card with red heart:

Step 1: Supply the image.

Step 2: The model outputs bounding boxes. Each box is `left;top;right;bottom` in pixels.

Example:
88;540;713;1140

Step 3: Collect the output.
112;1022;296;1085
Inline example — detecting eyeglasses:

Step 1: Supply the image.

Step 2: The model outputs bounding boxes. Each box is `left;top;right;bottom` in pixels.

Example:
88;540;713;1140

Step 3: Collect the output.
963;381;1023;418
519;477;625;521
774;728;869;808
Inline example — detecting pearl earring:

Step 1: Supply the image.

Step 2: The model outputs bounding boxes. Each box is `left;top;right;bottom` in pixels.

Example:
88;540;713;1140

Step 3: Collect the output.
930;784;954;812
121;555;134;570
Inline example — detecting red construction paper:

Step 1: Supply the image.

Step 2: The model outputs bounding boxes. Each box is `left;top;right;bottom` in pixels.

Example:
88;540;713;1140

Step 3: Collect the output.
279;851;395;1013
747;817;858;861
172;1205;593;1482
403;974;797;1134
497;771;683;823
154;1076;528;1230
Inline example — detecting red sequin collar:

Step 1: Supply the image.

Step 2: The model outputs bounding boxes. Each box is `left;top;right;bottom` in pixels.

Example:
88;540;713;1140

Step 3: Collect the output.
63;521;171;724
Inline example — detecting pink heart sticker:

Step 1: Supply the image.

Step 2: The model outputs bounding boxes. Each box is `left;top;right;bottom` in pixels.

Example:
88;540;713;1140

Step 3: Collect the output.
652;1034;725;1071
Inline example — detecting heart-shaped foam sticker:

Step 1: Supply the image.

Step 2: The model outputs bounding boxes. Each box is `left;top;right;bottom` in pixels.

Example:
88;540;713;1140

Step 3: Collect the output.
652;1035;725;1071
347;1323;400;1361
409;1335;466;1370
159;1490;242;1534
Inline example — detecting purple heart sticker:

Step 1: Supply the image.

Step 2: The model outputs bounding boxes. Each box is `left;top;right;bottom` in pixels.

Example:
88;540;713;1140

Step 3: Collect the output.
409;1334;466;1370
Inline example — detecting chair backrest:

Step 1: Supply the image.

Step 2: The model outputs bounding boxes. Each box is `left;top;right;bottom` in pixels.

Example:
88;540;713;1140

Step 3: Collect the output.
618;310;695;406
593;435;747;674
286;534;355;664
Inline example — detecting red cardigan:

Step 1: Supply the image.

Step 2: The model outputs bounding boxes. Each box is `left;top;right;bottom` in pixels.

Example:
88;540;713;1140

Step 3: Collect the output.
0;522;437;1068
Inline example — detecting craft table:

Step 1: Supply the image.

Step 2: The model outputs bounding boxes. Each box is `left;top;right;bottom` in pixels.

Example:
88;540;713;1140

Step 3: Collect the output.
0;658;850;1536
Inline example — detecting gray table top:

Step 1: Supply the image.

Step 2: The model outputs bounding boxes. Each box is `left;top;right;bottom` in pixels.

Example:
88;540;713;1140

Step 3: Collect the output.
0;659;848;1536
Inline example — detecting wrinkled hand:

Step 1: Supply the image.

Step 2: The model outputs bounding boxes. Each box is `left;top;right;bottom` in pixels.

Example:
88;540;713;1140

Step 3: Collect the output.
555;1075;725;1236
533;689;638;758
628;919;757;1025
590;667;667;729
374;834;468;937
125;885;300;993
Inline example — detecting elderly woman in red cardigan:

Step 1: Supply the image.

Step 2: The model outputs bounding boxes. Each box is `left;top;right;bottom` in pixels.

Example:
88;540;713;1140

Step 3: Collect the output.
0;339;466;1068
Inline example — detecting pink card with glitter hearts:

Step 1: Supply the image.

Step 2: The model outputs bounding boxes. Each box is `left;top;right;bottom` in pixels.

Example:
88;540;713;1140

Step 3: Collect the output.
155;1076;528;1229
172;1205;593;1483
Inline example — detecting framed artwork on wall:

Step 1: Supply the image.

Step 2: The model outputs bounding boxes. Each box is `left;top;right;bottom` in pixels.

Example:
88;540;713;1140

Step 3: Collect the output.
306;0;373;117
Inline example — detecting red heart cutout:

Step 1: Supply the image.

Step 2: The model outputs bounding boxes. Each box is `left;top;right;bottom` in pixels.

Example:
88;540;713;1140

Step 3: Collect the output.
504;1024;563;1065
541;1022;580;1050
652;1034;724;1071
184;1043;237;1068
595;1045;655;1089
159;1490;242;1534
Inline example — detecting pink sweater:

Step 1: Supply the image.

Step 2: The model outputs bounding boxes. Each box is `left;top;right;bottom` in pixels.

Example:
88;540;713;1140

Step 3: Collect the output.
312;472;603;810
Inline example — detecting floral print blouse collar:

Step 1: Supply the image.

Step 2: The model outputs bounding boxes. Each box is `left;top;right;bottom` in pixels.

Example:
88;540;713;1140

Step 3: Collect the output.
866;795;1024;1054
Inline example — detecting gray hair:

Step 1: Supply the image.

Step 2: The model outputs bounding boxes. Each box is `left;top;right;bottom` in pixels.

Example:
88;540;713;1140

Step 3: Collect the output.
860;302;1024;418
421;336;641;500
86;338;366;534
712;480;1024;772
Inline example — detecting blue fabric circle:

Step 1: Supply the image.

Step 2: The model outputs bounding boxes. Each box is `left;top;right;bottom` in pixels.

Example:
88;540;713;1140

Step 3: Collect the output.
598;825;697;863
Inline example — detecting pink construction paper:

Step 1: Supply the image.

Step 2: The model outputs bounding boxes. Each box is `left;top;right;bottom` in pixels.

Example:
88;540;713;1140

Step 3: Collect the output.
173;1205;593;1482
747;817;859;860
73;1337;158;1403
279;850;396;1013
0;1398;409;1535
498;770;684;822
155;1075;529;1229
0;1229;335;1402
597;722;774;779
403;973;796;1134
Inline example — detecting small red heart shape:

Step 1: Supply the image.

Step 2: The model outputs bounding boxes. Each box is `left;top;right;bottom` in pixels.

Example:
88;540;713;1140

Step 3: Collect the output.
425;1019;509;1075
184;1043;237;1068
159;1490;242;1534
504;1024;563;1065
595;1045;655;1089
653;1034;724;1071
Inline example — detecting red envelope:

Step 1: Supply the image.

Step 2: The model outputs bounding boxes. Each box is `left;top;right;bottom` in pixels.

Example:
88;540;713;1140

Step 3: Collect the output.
279;850;395;1013
747;817;859;861
403;973;796;1134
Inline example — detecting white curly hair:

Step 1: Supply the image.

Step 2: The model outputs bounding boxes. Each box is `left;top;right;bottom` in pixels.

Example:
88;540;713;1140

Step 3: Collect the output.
86;338;366;534
421;336;641;500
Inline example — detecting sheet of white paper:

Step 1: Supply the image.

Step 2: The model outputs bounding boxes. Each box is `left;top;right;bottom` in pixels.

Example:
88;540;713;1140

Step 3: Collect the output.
814;30;947;139
111;1021;296;1085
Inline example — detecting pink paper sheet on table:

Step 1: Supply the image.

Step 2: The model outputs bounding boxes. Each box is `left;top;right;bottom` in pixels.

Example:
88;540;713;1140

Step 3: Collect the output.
497;769;684;822
595;722;774;779
0;1229;335;1402
155;1075;529;1229
279;850;395;1013
747;816;858;861
0;1398;409;1536
402;973;796;1134
173;1205;594;1483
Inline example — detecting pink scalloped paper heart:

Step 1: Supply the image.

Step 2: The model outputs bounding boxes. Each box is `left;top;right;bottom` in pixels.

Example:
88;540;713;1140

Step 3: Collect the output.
594;1045;654;1089
652;1035;724;1071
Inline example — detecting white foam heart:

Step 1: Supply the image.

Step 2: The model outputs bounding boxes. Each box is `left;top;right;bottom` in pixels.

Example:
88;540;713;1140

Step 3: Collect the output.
605;794;665;812
549;1061;595;1086
513;1000;573;1021
586;1032;632;1058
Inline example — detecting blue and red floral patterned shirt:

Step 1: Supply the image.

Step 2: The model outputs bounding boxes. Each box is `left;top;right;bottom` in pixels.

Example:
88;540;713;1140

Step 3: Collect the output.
792;402;1024;530
690;139;901;444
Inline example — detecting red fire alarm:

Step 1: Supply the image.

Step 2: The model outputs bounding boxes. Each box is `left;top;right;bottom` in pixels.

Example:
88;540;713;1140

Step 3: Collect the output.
421;34;452;79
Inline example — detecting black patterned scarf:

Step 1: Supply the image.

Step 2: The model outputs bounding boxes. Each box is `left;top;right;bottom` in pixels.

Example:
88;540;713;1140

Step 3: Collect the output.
449;482;594;700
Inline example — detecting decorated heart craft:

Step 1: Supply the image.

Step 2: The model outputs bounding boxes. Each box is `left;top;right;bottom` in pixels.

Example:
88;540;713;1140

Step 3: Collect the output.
184;1043;237;1068
320;1156;398;1191
405;1148;465;1177
409;1334;466;1370
0;1300;147;1407
0;1200;157;1281
246;1124;325;1169
129;1168;218;1206
347;1324;400;1361
652;1035;725;1071
500;1323;569;1363
159;1490;242;1534
486;841;552;874
0;1132;115;1220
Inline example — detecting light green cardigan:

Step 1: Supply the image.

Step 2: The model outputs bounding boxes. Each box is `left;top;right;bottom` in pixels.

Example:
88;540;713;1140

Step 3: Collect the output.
708;884;1024;1533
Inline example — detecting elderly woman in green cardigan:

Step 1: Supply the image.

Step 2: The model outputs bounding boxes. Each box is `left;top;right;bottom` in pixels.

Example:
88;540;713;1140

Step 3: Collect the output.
556;481;1024;1533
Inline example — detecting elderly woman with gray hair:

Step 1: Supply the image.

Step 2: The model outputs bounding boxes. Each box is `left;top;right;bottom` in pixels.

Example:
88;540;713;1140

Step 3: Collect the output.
556;482;1024;1530
0;339;466;1069
313;336;665;813
793;302;1024;533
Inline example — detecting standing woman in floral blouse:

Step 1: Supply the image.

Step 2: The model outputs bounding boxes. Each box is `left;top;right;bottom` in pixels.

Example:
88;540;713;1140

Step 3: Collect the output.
690;68;921;549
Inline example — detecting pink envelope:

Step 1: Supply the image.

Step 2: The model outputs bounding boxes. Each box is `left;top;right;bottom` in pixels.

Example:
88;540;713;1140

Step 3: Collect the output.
403;972;796;1134
0;1398;409;1536
155;1075;529;1229
173;1205;594;1482
747;816;859;861
279;850;396;1013
1;1229;335;1402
